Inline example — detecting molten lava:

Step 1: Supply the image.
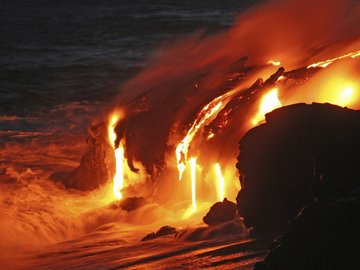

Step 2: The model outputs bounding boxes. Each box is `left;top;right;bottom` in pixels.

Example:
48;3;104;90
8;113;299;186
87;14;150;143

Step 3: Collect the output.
113;145;124;200
108;113;125;200
307;50;360;69
176;94;225;180
101;11;360;213
104;46;360;208
267;60;281;66
215;163;225;201
339;87;355;106
108;114;118;149
252;88;282;125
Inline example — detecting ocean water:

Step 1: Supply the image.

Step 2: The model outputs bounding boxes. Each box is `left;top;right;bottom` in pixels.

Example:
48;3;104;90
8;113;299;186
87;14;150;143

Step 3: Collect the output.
0;0;257;116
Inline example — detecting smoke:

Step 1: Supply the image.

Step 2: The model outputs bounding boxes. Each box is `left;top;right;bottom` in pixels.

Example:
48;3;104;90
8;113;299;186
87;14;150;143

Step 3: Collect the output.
113;0;360;103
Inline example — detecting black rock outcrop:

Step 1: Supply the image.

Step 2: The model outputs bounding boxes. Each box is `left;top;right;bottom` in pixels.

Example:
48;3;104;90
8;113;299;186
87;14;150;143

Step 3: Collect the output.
236;103;360;231
118;196;147;212
203;198;238;226
254;195;360;270
66;123;115;190
141;225;177;241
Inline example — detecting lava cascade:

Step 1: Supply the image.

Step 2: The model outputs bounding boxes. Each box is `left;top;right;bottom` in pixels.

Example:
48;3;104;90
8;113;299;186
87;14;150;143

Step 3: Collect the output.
92;0;360;212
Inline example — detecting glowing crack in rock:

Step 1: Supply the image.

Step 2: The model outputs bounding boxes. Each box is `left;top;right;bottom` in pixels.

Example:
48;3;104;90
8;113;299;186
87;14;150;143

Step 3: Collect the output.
207;132;215;140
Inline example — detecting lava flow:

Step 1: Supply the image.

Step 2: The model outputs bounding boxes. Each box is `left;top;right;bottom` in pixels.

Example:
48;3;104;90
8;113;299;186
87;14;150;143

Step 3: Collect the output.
90;0;360;213
307;50;360;69
108;113;125;200
102;45;360;210
175;94;226;181
252;88;282;125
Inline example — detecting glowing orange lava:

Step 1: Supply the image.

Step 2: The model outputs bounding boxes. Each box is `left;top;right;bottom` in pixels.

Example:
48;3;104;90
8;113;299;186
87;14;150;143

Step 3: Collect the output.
207;132;215;140
267;60;281;66
108;114;118;149
307;50;360;69
214;163;225;201
252;88;282;125
176;95;225;180
339;87;354;105
113;145;124;200
108;113;124;200
107;48;359;210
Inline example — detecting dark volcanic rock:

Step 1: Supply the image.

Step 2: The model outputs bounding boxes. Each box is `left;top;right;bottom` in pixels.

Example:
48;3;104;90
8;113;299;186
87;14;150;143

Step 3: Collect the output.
254;196;360;270
236;103;360;231
66;123;115;191
118;196;147;212
176;219;248;241
141;225;177;241
203;198;238;226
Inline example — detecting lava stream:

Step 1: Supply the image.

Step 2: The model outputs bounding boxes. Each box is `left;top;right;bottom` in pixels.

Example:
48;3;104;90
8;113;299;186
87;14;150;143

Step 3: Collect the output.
108;113;125;200
252;88;282;125
307;49;360;69
176;94;226;180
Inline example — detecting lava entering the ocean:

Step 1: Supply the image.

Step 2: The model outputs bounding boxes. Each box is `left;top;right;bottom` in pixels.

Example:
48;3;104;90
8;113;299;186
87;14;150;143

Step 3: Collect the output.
91;0;360;213
2;0;360;269
103;44;360;211
108;113;125;199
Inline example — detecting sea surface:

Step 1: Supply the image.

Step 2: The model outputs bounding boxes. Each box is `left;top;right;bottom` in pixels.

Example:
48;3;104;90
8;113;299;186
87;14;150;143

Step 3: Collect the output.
0;0;257;115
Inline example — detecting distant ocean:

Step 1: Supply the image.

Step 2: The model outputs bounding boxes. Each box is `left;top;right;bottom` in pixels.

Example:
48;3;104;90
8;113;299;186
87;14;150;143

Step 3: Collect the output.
0;0;257;117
